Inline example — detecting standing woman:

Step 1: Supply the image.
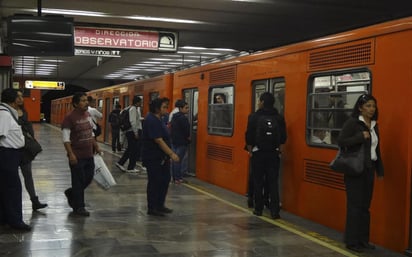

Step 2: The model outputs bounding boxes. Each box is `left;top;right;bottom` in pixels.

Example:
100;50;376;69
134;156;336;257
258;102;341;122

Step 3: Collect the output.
141;97;179;216
337;94;384;252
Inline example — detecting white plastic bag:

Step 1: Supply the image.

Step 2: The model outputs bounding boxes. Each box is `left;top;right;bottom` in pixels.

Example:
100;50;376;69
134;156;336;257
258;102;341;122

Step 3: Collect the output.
93;154;117;190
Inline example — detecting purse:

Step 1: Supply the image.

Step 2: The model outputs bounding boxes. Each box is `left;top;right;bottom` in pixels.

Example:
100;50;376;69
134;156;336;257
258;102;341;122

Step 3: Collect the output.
330;144;365;176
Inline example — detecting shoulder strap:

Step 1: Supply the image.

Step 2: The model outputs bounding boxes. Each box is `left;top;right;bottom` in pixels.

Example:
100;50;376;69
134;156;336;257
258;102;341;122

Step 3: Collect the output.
0;104;19;124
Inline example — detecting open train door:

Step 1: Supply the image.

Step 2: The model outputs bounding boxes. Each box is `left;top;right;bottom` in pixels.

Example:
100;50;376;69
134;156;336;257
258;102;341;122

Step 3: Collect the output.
183;88;199;176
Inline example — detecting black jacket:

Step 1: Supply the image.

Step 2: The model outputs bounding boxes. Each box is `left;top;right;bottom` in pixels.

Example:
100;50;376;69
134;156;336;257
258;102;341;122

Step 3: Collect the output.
337;117;384;176
170;112;190;146
245;108;287;148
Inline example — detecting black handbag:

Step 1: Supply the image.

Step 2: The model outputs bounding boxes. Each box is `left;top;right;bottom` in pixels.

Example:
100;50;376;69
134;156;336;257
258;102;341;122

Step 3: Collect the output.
330;144;365;176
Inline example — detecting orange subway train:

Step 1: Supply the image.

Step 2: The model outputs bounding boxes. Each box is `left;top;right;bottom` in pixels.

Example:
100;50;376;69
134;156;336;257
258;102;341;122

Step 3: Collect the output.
51;17;412;252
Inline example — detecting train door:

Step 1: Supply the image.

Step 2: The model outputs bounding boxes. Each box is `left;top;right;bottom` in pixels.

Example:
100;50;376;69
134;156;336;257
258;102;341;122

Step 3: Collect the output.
104;98;111;143
183;88;199;176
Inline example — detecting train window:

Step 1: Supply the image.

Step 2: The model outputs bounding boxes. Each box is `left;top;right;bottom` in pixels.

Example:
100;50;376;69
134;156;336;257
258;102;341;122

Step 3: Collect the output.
149;91;159;101
307;70;371;147
208;85;234;136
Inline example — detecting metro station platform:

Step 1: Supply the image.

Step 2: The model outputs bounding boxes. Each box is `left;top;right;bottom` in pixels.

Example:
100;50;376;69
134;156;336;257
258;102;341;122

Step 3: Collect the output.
0;124;406;257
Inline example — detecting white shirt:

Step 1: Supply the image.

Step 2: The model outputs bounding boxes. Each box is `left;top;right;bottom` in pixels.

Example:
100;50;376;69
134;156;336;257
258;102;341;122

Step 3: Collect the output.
128;105;142;133
0;104;25;148
87;106;102;129
168;107;179;123
359;115;378;161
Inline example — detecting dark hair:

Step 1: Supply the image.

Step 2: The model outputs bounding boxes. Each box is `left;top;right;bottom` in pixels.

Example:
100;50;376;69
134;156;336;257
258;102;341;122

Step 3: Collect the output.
214;93;226;103
115;104;121;109
87;96;94;102
351;93;378;120
72;92;87;107
1;88;19;104
260;92;275;109
132;95;142;105
149;97;169;113
174;99;186;108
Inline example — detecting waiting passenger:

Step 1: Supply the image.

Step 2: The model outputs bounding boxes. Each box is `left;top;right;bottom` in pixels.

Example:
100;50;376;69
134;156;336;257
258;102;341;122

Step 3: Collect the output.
245;92;287;219
16;90;47;211
62;92;102;217
109;104;122;152
170;100;190;183
0;88;31;231
337;94;384;253
141;97;179;216
87;96;103;138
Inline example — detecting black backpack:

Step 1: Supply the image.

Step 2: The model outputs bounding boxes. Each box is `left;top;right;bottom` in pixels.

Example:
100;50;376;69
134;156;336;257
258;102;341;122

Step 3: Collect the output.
119;107;132;131
109;111;121;128
255;114;280;151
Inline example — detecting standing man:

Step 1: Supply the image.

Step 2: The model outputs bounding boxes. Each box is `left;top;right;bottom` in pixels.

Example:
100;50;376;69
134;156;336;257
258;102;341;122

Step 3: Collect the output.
245;92;287;219
109;103;122;152
0;88;31;231
62;92;101;216
87;96;103;138
116;96;142;173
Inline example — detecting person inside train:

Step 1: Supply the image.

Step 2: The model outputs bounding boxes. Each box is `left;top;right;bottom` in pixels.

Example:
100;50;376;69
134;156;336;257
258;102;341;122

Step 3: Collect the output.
62;92;102;217
0;88;31;231
311;129;327;144
245;92;287;219
16;90;47;211
170;100;190;184
116;96;143;173
109;103;122;153
87;96;103;139
141;97;179;216
211;93;231;134
337;94;384;253
214;93;226;104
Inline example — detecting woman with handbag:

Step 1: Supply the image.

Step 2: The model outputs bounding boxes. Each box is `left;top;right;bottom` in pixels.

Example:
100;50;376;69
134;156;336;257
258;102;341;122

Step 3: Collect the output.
337;94;384;252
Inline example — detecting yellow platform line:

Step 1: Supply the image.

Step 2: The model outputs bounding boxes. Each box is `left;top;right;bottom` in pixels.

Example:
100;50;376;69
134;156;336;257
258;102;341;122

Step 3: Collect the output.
184;183;360;257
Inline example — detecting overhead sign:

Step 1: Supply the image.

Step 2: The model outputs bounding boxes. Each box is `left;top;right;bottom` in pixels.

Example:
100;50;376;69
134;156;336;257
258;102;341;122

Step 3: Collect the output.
74;26;178;52
25;80;65;90
75;48;121;57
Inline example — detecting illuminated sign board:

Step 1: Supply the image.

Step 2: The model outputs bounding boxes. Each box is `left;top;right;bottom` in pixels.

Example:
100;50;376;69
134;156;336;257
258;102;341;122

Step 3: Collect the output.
75;48;121;57
74;26;178;52
25;80;65;90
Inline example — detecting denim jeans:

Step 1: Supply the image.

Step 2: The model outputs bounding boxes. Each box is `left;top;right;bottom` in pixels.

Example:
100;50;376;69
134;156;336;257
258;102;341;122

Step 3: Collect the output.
171;145;188;181
69;157;94;210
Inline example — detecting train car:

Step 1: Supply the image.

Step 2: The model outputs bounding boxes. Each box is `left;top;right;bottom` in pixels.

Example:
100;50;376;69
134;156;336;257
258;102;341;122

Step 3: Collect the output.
172;17;412;252
51;95;73;126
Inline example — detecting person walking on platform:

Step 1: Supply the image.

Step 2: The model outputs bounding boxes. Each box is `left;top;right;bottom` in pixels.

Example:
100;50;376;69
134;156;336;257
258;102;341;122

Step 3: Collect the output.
245;92;287;219
170;100;190;183
109;103;122;152
87;96;103;139
337;94;384;253
62;92;102;217
16;90;47;211
141;97;179;216
0;88;31;231
116;96;143;173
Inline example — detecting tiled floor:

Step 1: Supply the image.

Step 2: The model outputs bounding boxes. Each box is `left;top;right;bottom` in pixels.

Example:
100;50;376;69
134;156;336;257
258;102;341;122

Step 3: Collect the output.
0;124;406;257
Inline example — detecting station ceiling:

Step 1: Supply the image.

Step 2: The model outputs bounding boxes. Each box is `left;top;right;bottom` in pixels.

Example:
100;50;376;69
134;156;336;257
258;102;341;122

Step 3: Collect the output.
1;0;411;90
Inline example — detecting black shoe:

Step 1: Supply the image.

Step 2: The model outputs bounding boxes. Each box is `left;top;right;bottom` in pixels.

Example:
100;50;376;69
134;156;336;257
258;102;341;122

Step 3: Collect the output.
72;208;90;217
158;207;173;214
31;196;48;211
64;188;73;208
247;197;254;208
10;222;32;231
253;210;262;216
271;212;281;219
147;209;165;216
346;244;363;253
359;242;376;249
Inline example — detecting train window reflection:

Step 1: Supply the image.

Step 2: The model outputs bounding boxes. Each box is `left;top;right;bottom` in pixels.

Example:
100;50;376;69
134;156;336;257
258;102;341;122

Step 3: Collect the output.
307;70;371;147
208;85;234;136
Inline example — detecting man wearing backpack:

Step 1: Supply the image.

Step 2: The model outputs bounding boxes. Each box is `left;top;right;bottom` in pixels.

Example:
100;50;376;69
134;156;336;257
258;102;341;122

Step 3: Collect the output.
109;104;122;152
245;92;287;219
116;96;142;173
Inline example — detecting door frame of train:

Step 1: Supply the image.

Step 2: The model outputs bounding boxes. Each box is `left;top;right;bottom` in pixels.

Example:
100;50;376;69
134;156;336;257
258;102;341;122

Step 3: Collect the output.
183;88;199;176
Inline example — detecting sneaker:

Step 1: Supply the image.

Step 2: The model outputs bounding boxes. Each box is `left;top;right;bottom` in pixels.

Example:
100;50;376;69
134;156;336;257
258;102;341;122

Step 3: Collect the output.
126;169;139;173
136;163;147;172
159;207;173;214
147;209;165;217
116;162;126;172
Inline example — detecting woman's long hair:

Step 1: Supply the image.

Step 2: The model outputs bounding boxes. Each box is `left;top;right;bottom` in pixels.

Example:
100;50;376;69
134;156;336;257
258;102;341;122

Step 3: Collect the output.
350;93;378;120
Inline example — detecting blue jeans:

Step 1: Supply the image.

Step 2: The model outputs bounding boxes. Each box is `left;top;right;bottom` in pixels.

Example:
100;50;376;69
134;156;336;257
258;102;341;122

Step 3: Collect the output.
171;145;188;181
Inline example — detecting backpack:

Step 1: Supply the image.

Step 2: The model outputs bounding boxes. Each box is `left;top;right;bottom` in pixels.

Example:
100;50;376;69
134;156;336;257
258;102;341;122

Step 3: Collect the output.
109;111;121;128
255;114;280;151
119;107;132;131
